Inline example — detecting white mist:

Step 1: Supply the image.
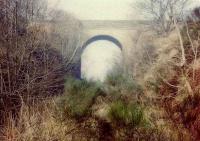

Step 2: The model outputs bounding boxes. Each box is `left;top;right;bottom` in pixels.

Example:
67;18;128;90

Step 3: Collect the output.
81;40;122;82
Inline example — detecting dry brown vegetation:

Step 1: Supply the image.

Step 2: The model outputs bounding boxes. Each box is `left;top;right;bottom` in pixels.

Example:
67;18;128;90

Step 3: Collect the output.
132;7;200;141
0;0;82;126
158;18;200;141
1;0;200;140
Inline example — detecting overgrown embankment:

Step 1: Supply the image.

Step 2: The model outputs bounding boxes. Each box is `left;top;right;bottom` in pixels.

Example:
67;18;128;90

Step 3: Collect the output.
0;0;82;126
139;8;200;141
2;74;171;141
158;21;200;140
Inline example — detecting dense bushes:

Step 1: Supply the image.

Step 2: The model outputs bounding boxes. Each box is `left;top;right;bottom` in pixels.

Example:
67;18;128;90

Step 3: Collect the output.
0;0;82;125
108;100;146;127
56;74;149;131
0;36;66;125
53;75;161;140
104;73;143;101
57;78;103;119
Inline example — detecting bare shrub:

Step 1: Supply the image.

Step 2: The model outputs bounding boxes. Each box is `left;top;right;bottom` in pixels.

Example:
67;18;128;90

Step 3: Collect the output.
0;0;82;125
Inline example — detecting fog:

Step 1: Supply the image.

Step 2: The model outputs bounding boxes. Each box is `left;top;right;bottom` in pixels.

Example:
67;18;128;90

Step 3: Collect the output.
81;40;123;82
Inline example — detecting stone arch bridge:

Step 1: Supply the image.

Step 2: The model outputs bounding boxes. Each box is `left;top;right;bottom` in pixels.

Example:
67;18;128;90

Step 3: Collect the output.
72;20;142;78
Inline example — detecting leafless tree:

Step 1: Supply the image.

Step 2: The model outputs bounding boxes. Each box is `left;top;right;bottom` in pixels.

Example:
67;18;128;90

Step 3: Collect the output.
136;0;189;35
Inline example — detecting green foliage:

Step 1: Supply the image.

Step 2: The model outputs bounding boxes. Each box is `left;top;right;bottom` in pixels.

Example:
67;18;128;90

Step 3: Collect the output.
57;77;102;120
108;100;147;127
105;73;143;100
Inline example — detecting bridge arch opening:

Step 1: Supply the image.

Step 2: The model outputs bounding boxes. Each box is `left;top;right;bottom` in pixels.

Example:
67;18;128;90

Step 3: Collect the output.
82;34;123;51
81;35;123;82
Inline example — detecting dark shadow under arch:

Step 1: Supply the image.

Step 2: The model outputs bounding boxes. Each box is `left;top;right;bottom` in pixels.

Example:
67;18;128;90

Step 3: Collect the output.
82;35;123;51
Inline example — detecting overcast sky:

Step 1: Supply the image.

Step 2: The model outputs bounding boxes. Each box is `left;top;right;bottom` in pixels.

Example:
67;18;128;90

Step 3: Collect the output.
48;0;200;20
48;0;138;20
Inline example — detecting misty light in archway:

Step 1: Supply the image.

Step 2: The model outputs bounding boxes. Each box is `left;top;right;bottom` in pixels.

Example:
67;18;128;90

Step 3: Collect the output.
81;40;123;82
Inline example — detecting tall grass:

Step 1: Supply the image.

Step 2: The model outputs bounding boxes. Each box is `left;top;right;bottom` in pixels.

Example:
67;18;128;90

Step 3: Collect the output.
0;100;77;141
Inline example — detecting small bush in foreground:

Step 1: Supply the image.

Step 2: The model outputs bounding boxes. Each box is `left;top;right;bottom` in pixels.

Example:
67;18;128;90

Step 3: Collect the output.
108;100;147;127
57;78;103;120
